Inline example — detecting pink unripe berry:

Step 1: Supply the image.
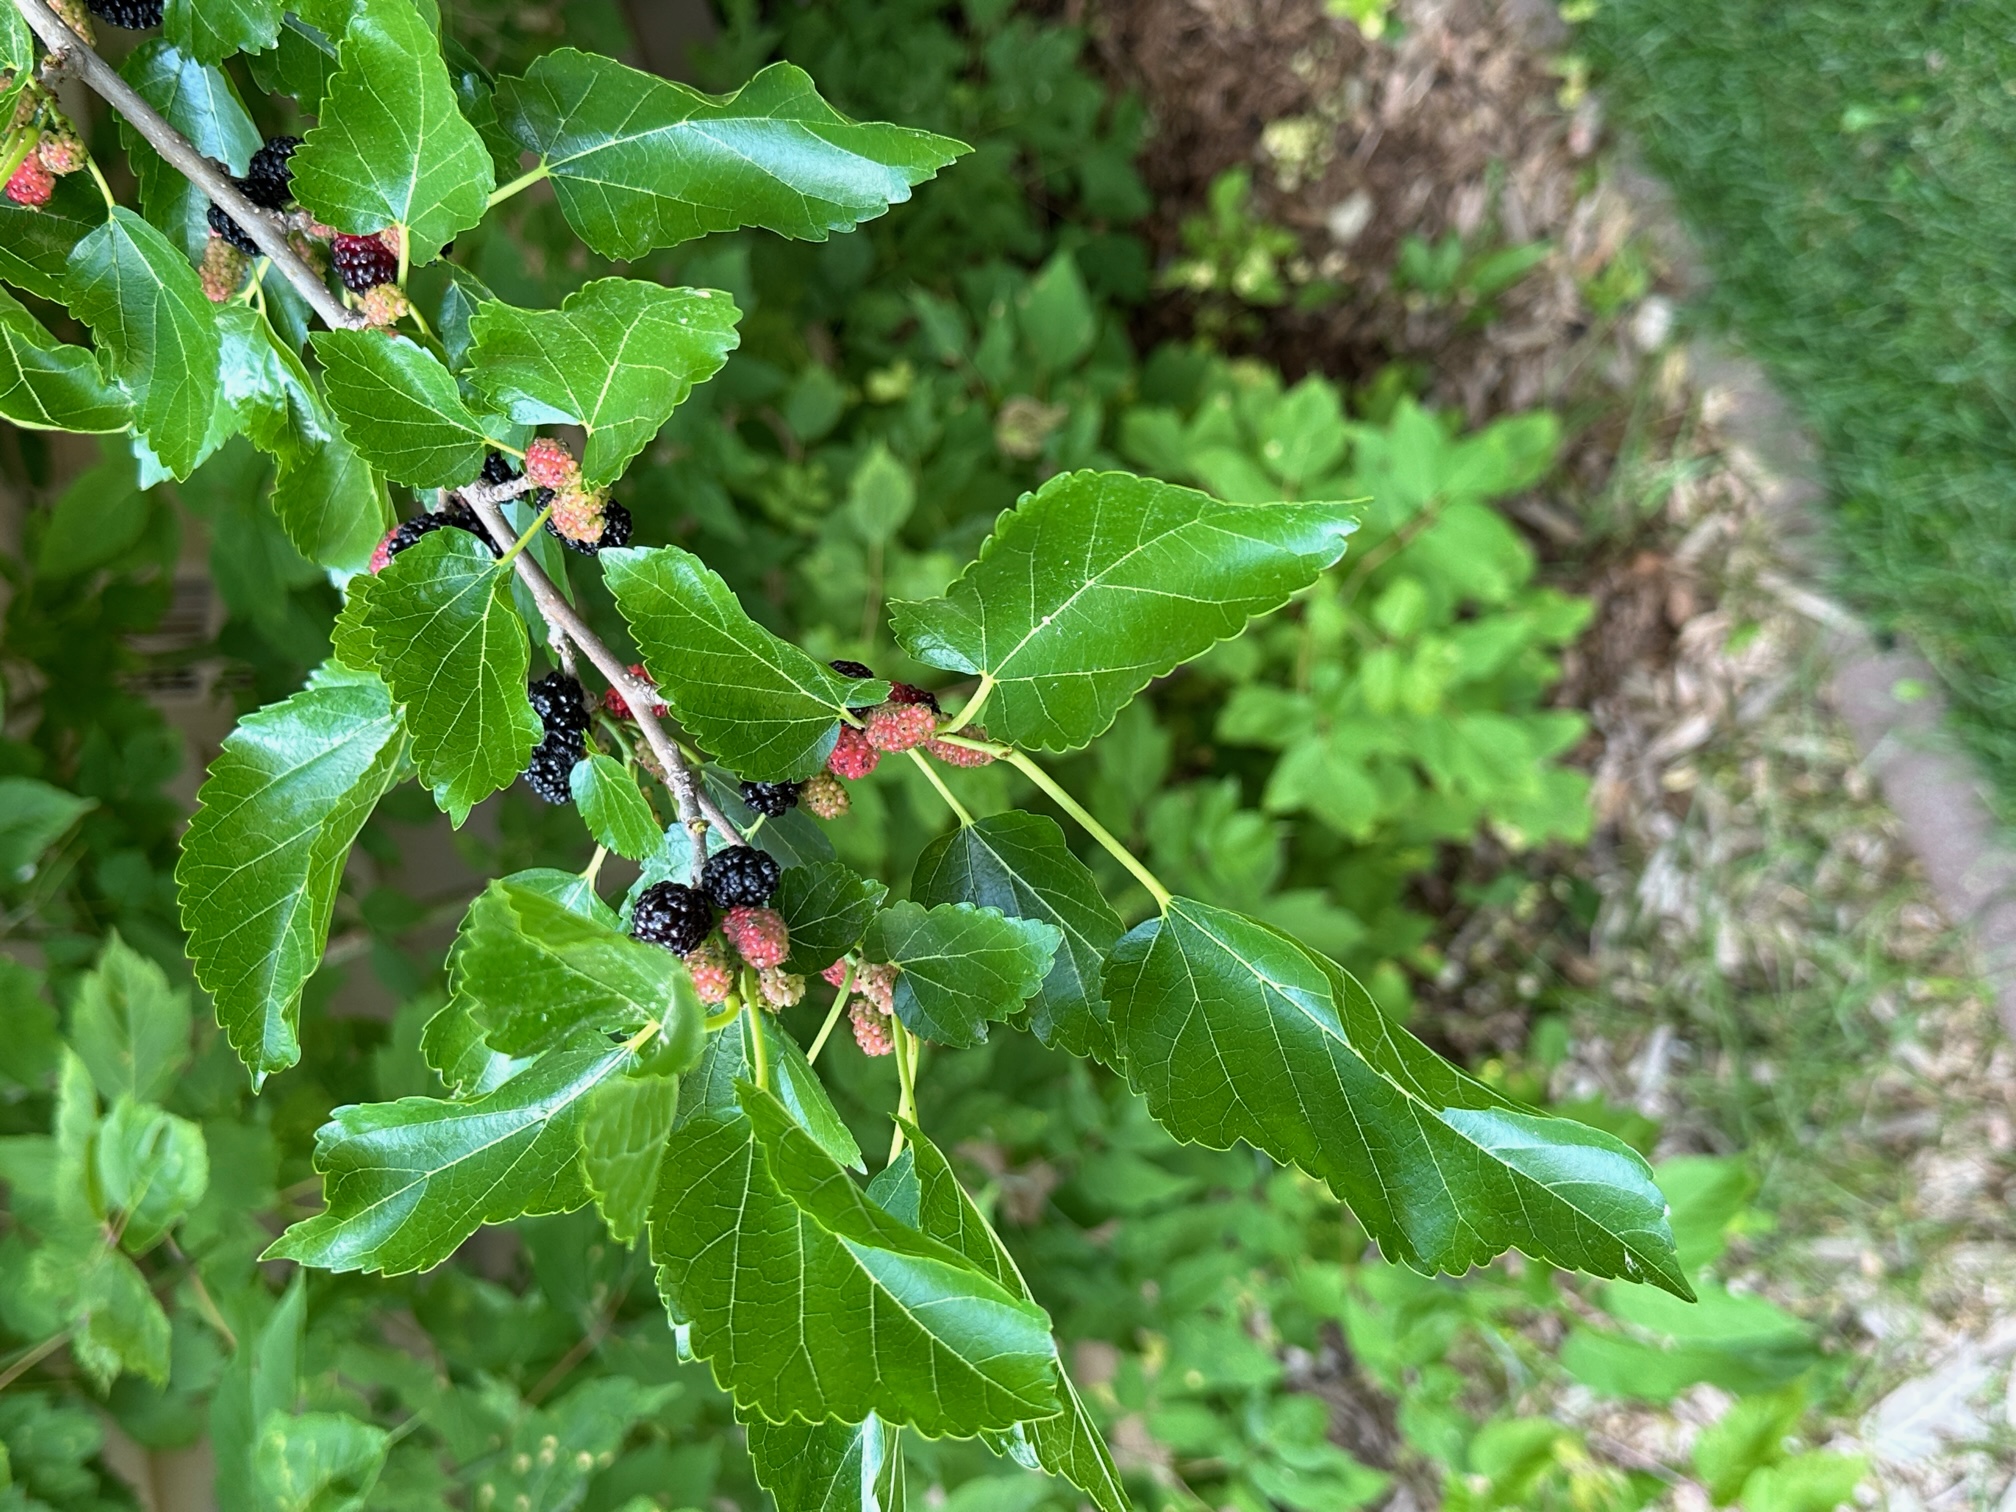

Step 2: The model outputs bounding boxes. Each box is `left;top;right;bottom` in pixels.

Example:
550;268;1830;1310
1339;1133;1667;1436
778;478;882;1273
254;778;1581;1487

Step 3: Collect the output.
864;702;938;753
850;999;893;1057
827;724;880;779
549;481;607;546
683;938;734;1004
722;906;789;969
524;438;578;489
855;961;898;1014
758;967;805;1009
926;727;996;767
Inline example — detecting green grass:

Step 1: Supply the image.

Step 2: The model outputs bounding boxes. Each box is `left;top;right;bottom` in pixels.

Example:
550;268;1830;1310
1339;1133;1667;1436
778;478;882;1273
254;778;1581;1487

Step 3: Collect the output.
1585;1;2016;812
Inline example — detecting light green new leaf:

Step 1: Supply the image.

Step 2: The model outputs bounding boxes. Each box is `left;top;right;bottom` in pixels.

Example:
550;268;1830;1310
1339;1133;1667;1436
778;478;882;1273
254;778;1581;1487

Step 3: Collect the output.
0;775;95;877
64;208;220;479
253;1410;390;1512
0;286;130;433
580;1069;680;1245
453;877;701;1058
118;41;261;257
71;933;192;1105
347;528;539;822
1104;898;1690;1296
311;330;501;488
162;0;283;65
94;1098;208;1252
863;900;1059;1049
747;1416;905;1512
70;1246;172;1389
910;813;1123;1058
874;1133;1126;1512
210;1276;305;1512
495;52;966;260
569;753;662;861
266;1036;632;1275
178;663;405;1084
892;470;1356;751
604;545;889;781
775;861;887;976
469;279;740;485
650;1082;1060;1435
291;0;494;261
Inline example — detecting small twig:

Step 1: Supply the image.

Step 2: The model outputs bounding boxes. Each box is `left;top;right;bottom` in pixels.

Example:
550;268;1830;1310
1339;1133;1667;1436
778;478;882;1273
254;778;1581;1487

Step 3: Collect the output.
11;0;364;332
0;1328;68;1393
457;491;741;847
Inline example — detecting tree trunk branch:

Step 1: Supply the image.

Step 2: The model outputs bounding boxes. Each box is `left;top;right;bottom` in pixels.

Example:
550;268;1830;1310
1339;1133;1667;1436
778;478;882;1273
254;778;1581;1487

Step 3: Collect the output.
12;0;364;332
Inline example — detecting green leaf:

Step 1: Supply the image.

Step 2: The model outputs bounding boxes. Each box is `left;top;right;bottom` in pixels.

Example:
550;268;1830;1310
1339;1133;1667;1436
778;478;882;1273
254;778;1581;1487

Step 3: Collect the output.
1740;1453;1866;1512
1104;898;1690;1296
345;528;539;821
70;934;192;1105
495;53;967;260
210;1277;305;1512
65;207;221;480
468;278;740;485
570;753;662;862
0;175;105;303
0;776;95;878
118;41;261;257
178;663;405;1084
291;0;494;261
876;1133;1126;1512
579;1069;680;1246
162;0;283;65
892;470;1357;751
679;1011;863;1172
419;998;530;1099
747;1416;905;1512
862;900;1059;1049
775;861;888;976
650;1082;1060;1435
604;545;890;781
69;1246;172;1389
93;1097;209;1252
266;1036;633;1275
1692;1386;1806;1504
253;1410;390;1512
0;286;130;433
452;877;701;1058
310;330;502;488
910;813;1122;1058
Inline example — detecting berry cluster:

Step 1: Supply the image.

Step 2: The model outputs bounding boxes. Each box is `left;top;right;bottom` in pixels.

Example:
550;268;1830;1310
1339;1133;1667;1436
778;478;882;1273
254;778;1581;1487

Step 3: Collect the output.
740;781;799;818
5;124;90;209
332;231;399;294
85;0;161;29
518;438;625;552
206;134;301;254
630;849;800;1008
366;499;498;574
824;958;900;1057
814;661;995;790
521;671;588;804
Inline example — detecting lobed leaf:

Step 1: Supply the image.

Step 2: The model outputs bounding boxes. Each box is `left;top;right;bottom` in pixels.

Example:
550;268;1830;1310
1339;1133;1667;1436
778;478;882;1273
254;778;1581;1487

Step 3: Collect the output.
267;1036;633;1275
603;545;889;781
862;900;1060;1049
496;52;967;260
178;664;405;1084
311;330;503;488
341;528;540;823
64;208;220;480
892;470;1357;751
1104;897;1691;1296
468;278;740;485
291;0;494;261
650;1081;1060;1434
910;813;1122;1058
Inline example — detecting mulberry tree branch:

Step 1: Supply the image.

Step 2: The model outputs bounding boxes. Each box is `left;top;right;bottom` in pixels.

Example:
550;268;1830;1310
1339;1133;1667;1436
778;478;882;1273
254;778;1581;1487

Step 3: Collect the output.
457;491;745;851
11;0;365;332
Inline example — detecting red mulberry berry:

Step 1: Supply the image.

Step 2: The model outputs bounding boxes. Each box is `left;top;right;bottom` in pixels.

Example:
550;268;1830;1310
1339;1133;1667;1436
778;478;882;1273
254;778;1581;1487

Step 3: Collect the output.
6;156;53;208
801;771;850;819
524;438;579;489
821;959;852;988
864;703;938;753
603;664;666;720
828;725;880;779
888;682;942;713
367;528;397;574
722;905;788;969
850;1000;893;1057
683;937;734;1004
331;231;398;293
926;728;996;767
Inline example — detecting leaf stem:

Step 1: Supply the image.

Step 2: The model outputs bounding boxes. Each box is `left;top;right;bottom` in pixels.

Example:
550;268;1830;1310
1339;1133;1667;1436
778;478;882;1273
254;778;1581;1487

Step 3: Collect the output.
0;128;36;191
905;747;973;826
806;959;855;1064
702;1004;741;1033
9;0;363;329
888;1017;919;1164
0;1328;68;1393
84;152;114;212
745;989;770;1092
938;673;993;736
496;498;555;567
488;161;551;207
621;1017;662;1054
1002;748;1174;911
581;845;607;886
